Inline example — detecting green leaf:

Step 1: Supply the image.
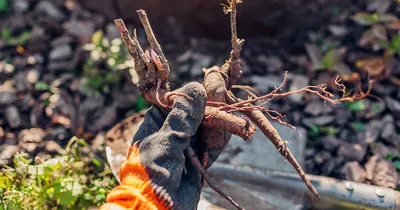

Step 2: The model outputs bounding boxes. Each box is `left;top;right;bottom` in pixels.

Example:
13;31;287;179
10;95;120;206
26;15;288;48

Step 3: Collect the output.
379;14;399;23
308;125;320;137
391;34;400;51
7;31;32;45
378;37;391;50
350;121;366;132
104;72;120;84
53;181;78;206
344;100;366;112
92;30;104;46
57;190;75;206
352;13;379;25
34;82;50;91
320;126;340;135
386;153;395;160
0;0;7;11
331;4;341;16
136;95;150;111
371;104;383;113
1;28;10;40
86;75;104;89
77;138;88;146
322;49;340;69
393;160;400;171
92;159;101;168
0;176;12;189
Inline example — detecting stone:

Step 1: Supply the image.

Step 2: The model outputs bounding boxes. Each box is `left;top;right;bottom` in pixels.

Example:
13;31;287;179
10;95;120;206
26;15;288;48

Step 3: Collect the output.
48;61;73;71
372;142;399;157
32;54;45;64
13;72;29;91
304;101;324;116
45;140;61;153
21;143;38;153
250;75;284;94
52;93;72;116
365;155;397;189
0;85;17;105
386;97;400;118
314;151;332;165
305;148;315;158
289;111;302;125
0;145;19;164
30;103;44;127
373;83;395;96
177;50;193;63
26;69;40;84
364;120;384;143
80;0;115;19
368;100;385;117
223;123;306;173
367;0;391;13
335;108;351;126
13;0;29;12
328;25;348;37
288;75;309;103
381;122;395;143
63;20;95;42
27;34;49;54
93;105;118;130
36;1;66;21
322;159;336;175
397;173;400;189
49;45;73;60
18;128;46;143
49;127;69;141
342;161;366;183
322;135;341;151
51;36;73;47
303;116;335;126
257;55;283;73
106;23;121;40
337;143;367;162
79;94;105;113
0;126;4;142
4;133;17;145
6;14;28;32
190;53;213;77
5;106;22;128
91;133;106;151
289;55;308;67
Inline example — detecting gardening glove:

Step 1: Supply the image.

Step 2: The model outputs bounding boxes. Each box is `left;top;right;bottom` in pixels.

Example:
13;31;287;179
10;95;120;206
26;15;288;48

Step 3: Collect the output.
100;82;208;210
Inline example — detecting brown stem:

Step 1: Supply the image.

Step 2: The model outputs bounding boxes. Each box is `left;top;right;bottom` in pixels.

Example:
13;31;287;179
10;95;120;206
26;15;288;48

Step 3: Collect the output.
230;0;238;45
114;19;157;86
184;147;245;210
202;107;255;140
137;9;170;81
142;87;256;139
229;97;320;200
223;0;245;89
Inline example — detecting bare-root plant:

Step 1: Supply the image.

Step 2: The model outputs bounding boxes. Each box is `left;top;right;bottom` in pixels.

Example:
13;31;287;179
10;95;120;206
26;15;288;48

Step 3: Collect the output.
114;0;373;209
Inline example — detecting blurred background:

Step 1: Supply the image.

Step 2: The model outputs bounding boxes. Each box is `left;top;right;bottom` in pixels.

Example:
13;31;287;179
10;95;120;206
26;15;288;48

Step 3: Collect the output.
0;0;400;209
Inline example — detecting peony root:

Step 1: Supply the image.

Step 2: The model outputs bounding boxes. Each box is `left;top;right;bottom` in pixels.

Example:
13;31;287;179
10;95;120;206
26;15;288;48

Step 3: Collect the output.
114;0;374;207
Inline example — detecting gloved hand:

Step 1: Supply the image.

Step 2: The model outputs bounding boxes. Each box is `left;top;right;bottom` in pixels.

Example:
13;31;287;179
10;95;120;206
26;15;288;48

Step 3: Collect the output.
100;82;223;210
